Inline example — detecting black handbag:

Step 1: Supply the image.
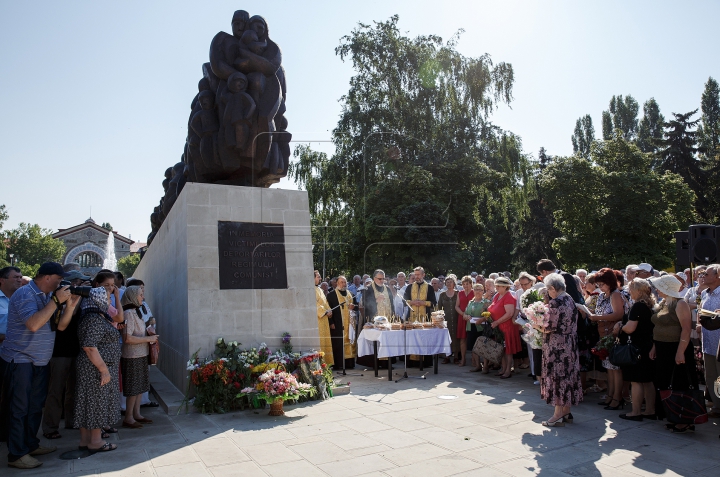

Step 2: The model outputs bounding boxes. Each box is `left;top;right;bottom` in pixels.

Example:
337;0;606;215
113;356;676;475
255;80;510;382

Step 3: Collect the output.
608;335;640;367
660;365;708;425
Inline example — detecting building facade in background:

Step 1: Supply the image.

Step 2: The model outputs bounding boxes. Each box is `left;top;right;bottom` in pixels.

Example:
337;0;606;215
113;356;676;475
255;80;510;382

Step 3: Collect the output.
52;217;135;275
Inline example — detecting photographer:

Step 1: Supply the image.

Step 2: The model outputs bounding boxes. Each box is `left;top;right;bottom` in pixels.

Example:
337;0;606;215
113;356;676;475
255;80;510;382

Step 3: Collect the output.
0;262;81;469
42;270;91;440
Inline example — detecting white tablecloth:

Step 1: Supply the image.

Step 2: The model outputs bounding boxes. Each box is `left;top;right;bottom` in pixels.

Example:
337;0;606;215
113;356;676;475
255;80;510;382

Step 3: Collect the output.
357;328;452;358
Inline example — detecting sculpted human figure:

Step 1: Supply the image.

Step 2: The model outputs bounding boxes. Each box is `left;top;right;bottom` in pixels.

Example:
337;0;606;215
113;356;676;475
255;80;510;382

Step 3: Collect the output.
220;72;256;150
150;10;292;242
190;91;219;169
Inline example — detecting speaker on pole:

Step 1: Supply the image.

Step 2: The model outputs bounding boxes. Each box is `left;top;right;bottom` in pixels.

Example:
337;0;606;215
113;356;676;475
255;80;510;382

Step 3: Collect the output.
689;224;720;264
675;231;689;272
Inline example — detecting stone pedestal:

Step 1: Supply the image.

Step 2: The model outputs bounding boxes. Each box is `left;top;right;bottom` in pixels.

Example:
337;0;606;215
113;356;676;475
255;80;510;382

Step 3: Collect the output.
133;183;318;392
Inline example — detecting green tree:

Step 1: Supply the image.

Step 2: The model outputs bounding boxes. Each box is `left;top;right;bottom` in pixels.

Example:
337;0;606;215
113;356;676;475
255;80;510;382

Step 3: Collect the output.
636;98;665;154
699;78;720;222
101;222;113;231
601;111;613;140
539;134;696;270
571;115;595;159
603;95;639;141
0;205;8;267
656;110;706;217
117;254;141;278
698;77;720;158
510;148;559;272
290;16;528;275
3;223;66;275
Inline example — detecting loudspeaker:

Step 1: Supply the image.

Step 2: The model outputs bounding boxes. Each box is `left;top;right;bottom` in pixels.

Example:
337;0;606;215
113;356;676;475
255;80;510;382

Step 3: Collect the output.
689;224;719;264
675;231;689;271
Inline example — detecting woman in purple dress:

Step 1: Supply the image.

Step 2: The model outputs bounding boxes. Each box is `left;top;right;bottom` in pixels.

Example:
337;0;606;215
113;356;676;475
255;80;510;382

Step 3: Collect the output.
534;273;583;427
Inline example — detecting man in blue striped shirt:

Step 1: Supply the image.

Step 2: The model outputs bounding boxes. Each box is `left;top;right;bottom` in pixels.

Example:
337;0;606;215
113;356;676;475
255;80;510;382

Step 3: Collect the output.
0;262;80;469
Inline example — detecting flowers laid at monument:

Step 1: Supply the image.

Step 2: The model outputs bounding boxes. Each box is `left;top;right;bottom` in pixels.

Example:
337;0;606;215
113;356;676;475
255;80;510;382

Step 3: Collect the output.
240;369;316;416
184;335;339;414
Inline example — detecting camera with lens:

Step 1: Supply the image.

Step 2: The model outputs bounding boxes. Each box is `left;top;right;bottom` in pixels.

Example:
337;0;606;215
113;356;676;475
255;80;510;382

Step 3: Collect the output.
58;280;92;298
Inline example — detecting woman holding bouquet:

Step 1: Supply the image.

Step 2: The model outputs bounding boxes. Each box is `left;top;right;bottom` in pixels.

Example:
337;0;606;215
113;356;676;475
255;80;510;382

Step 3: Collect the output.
487;277;520;378
534;273;583;426
462;282;492;372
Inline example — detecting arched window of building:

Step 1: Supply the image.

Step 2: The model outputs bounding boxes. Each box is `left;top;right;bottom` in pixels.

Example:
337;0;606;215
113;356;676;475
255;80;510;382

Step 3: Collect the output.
75;251;103;268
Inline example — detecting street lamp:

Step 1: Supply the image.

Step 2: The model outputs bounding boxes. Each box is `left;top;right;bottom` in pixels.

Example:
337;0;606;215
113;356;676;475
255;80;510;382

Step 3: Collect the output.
8;253;14;266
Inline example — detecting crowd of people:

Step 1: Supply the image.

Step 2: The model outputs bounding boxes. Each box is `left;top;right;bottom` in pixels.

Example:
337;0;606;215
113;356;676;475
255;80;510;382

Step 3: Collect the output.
315;259;720;430
0;263;159;469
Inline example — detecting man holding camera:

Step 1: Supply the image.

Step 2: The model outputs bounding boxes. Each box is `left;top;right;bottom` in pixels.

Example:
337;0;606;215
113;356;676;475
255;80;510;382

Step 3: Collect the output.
0;262;81;469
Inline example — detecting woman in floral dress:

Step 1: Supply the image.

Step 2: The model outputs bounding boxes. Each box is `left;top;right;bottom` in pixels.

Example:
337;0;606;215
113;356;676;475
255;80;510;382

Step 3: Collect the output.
534;273;583;427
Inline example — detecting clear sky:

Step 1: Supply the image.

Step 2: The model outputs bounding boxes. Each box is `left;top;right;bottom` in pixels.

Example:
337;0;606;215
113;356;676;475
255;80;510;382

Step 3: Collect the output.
1;1;718;242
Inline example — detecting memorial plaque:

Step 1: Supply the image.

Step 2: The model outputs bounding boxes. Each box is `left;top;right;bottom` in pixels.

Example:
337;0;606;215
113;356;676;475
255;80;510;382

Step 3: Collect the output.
218;221;288;289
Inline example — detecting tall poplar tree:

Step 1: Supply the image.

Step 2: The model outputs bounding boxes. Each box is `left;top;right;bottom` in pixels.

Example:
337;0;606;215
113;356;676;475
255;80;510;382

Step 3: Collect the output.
571;115;595;158
637;98;665;154
603;95;639;141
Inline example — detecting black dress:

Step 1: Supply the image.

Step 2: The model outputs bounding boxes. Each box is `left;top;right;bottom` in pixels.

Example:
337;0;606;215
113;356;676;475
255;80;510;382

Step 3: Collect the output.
619;302;655;383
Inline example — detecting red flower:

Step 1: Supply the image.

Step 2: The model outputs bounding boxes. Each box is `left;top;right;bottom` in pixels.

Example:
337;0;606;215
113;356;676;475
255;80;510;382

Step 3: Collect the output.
275;369;281;374
321;363;326;368
233;382;240;389
239;374;245;380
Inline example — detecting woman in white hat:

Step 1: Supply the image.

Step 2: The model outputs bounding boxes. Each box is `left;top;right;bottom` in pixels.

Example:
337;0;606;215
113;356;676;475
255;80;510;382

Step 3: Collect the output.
648;274;697;432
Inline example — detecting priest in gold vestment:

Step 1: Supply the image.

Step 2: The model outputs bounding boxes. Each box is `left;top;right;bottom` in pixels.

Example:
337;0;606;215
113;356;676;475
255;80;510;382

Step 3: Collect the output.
314;270;334;367
327;276;358;369
403;266;437;321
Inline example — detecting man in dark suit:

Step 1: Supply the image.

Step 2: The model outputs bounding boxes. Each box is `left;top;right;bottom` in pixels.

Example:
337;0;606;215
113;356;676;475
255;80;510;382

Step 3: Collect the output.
536;259;585;305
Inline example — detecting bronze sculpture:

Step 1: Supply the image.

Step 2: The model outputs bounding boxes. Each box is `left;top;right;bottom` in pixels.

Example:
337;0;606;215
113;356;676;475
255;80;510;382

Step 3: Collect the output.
148;10;290;244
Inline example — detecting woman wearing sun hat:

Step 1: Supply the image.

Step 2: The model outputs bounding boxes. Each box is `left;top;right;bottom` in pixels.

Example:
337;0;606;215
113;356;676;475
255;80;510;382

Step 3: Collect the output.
648;274;697;432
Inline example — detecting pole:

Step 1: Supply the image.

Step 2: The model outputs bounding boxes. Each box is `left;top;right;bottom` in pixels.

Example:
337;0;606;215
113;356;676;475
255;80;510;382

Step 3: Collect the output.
395;293;426;382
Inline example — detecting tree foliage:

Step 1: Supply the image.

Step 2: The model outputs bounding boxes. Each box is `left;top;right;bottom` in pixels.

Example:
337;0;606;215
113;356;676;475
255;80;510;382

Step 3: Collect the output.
290;16;530;276
571;115;595;159
3;223;66;275
698;77;720;158
539;134;696;270
603;94;640;141
117;253;141;278
656;110;705;218
101;222;113;231
637;98;665;154
0;205;8;268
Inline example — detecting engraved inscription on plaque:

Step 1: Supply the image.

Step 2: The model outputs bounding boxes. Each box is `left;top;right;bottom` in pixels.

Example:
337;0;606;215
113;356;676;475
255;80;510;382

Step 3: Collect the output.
218;221;288;290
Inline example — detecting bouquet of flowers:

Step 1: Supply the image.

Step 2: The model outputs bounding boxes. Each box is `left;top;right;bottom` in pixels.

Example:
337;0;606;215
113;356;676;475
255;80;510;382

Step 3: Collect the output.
281;332;293;354
520;289;543;309
186;352;249;413
523;302;548;327
239;368;316;404
591;335;615;360
481;312;504;343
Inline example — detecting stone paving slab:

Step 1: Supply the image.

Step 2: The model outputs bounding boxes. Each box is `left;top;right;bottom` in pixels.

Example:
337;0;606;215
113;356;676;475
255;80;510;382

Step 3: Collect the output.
2;362;719;476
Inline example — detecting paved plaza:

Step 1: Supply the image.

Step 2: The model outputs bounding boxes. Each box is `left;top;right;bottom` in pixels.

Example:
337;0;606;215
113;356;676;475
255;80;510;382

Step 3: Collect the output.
2;363;718;477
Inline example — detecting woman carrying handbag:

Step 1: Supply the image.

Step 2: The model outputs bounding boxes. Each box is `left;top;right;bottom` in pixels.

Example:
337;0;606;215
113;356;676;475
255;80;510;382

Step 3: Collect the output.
615;278;656;421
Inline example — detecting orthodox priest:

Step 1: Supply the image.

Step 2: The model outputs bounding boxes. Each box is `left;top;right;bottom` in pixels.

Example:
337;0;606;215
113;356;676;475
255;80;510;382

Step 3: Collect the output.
314;270;334;367
362;270;393;323
357;269;393;367
327;276;357;369
403;266;437;321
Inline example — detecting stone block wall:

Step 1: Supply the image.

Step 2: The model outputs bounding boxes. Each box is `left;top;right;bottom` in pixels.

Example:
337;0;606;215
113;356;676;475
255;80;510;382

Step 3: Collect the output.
133;183;319;391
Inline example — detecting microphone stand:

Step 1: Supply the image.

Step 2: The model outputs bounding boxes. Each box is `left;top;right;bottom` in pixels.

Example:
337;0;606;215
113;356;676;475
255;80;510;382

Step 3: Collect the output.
395;293;427;382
